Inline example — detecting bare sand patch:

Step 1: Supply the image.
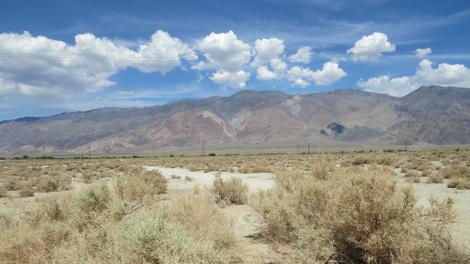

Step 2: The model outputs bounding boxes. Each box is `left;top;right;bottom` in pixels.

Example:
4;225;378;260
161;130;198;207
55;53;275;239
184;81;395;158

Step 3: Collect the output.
144;166;275;192
395;168;470;251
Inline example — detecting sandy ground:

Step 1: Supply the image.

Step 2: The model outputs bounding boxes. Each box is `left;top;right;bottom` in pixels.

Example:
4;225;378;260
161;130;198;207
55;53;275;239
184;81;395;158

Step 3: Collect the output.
395;169;470;251
144;166;276;192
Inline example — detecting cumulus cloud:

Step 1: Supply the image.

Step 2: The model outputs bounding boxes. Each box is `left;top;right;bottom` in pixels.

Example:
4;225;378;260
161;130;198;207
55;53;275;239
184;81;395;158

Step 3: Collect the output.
0;31;196;97
357;76;414;97
251;38;284;67
194;31;252;71
210;70;251;88
415;47;432;58
311;62;347;85
132;30;197;73
347;32;395;62
287;66;315;87
287;62;346;87
358;59;470;96
288;46;312;64
256;58;287;80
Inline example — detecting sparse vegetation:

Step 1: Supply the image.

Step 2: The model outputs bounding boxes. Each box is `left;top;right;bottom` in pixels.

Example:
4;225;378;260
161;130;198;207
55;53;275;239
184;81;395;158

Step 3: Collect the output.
0;148;468;263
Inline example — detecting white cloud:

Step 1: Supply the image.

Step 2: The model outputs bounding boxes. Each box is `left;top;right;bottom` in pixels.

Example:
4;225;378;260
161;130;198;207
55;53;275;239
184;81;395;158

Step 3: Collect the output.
131;30;197;73
287;66;314;87
287;62;346;87
288;46;312;64
256;58;287;80
311;61;347;85
358;59;470;96
347;32;395;62
357;76;414;97
0;31;196;97
194;31;252;71
415;47;432;58
251;38;285;67
210;70;251;89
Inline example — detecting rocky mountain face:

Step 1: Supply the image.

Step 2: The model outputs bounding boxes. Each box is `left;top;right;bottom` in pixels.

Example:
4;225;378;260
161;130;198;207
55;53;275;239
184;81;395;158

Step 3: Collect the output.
0;86;469;155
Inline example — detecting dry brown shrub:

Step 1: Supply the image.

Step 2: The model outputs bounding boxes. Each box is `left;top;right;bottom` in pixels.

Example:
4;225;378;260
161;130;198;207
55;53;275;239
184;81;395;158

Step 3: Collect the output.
0;186;7;198
253;165;469;263
19;184;34;197
212;174;248;205
447;178;470;190
116;169;167;203
167;194;237;251
36;174;71;192
311;162;330;180
427;173;444;183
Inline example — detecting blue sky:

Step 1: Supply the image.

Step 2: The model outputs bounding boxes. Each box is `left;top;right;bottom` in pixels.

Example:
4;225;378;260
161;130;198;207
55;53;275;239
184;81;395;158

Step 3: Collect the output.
0;0;469;120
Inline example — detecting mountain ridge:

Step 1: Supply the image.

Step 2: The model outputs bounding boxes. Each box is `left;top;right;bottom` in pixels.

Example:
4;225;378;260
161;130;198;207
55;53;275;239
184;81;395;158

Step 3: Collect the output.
0;86;469;155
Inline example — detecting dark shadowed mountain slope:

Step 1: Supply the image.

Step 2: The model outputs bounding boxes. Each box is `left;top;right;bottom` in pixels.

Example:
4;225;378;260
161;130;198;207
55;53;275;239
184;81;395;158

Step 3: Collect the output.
0;86;468;155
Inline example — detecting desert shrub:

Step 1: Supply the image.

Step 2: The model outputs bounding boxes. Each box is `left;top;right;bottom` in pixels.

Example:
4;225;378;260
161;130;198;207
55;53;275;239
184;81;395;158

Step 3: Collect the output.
0;186;7;198
428;173;444;183
0;222;72;263
29;198;68;224
374;155;396;166
212;175;248;205
115;169;166;207
36;174;71;192
254;189;298;243
19;184;34;197
311;162;329;180
448;178;470;190
405;170;419;178
75;183;110;213
5;179;21;191
275;168;302;193
440;165;469;180
351;157;369;165
331;175;417;263
253;167;469;263
120;211;229;264
167;194;236;250
72;183;110;229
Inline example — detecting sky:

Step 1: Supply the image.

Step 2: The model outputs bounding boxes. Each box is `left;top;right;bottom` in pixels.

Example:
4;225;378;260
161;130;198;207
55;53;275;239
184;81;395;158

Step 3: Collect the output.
1;0;470;120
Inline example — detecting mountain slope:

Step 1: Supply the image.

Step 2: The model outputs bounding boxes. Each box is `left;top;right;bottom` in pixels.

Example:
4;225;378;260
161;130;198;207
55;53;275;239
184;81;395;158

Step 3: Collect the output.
0;86;468;155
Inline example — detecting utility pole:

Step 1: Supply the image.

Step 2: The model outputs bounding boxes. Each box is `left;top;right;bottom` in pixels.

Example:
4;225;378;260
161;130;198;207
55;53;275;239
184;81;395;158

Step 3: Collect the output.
88;146;91;159
201;135;205;156
296;143;299;154
307;143;310;155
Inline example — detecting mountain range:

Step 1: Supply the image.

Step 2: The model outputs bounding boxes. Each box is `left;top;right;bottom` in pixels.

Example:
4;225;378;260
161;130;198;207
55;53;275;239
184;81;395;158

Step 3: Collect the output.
0;85;469;155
